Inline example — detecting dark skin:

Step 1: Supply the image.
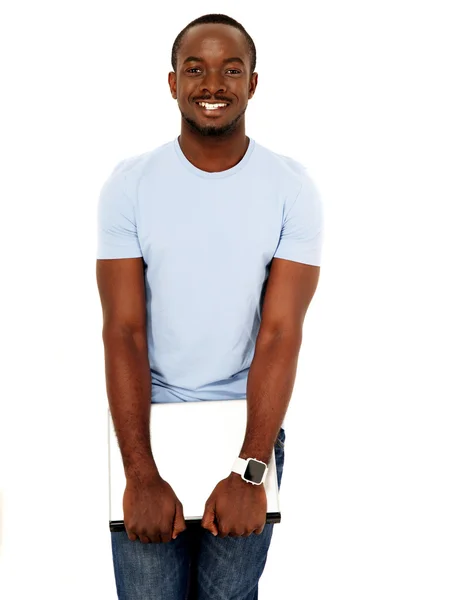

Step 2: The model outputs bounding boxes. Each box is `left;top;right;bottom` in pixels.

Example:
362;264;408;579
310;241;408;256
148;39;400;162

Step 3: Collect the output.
97;23;320;543
168;23;258;173
201;257;319;538
168;24;321;538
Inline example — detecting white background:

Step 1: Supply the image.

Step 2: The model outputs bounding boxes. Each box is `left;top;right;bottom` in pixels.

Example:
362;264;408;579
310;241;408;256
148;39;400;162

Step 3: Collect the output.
1;0;474;598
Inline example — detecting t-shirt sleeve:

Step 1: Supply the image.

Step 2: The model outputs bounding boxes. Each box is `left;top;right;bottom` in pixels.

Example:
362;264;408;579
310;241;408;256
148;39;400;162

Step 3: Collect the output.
96;161;143;259
273;172;324;266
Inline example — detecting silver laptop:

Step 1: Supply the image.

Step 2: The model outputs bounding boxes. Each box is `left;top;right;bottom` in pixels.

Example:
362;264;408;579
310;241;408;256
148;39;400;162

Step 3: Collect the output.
108;398;281;532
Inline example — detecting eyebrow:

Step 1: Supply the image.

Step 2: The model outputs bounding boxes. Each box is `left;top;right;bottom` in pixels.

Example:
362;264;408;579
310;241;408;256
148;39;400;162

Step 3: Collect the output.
183;56;245;67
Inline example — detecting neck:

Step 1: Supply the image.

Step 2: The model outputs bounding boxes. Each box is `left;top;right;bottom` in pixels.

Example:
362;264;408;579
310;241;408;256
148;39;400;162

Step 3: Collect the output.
178;123;249;173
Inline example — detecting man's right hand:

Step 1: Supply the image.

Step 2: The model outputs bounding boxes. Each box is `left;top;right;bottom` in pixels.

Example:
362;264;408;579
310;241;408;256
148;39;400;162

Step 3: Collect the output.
123;471;187;544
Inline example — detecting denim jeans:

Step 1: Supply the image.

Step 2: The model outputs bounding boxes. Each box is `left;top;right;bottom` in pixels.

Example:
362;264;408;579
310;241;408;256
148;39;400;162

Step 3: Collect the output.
111;427;286;600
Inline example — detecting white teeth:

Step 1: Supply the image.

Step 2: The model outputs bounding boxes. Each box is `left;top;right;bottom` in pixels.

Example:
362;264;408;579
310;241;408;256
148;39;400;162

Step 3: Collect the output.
198;102;227;110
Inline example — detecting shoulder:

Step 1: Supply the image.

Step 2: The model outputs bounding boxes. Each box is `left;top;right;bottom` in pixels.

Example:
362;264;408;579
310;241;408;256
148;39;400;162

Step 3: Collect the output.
100;140;175;198
253;141;323;226
252;140;318;196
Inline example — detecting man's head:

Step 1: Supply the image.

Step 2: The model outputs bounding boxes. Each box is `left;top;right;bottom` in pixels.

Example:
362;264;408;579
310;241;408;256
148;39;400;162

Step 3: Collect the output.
169;14;258;137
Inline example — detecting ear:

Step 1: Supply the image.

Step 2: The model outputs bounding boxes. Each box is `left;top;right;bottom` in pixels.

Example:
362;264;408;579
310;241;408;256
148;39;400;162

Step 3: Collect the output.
168;71;177;99
248;72;258;100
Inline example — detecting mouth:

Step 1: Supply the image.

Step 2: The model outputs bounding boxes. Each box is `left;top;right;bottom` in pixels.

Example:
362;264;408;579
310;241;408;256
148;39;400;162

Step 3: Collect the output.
195;101;230;117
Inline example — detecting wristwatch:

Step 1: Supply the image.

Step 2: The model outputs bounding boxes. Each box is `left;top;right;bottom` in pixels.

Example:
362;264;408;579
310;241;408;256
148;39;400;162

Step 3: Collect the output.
232;457;268;485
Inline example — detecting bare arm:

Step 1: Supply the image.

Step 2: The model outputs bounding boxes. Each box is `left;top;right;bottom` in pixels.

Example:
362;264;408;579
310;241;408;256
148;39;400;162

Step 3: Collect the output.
239;258;321;465
96;257;157;483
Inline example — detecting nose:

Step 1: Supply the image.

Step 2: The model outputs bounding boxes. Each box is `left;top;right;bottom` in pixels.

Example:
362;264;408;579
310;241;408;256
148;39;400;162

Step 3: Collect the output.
199;69;226;96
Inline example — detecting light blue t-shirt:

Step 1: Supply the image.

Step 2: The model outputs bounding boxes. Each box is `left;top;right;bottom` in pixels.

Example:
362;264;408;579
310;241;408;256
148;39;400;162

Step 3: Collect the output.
97;136;324;409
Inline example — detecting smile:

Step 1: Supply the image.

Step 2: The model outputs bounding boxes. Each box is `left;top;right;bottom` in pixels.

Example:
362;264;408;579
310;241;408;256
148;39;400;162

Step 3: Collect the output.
195;102;229;115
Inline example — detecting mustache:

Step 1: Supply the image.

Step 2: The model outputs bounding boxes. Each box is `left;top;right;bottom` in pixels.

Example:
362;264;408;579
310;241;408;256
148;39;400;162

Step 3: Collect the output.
194;97;232;104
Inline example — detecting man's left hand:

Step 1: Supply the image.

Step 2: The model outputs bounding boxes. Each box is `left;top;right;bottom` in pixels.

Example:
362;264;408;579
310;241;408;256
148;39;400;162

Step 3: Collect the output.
201;472;267;538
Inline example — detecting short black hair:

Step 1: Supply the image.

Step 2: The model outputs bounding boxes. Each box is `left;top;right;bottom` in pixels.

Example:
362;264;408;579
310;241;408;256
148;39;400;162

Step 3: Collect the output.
171;14;256;75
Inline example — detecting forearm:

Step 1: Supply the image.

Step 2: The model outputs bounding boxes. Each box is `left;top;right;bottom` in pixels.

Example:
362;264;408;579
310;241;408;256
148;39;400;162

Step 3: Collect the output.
239;333;301;465
103;328;157;482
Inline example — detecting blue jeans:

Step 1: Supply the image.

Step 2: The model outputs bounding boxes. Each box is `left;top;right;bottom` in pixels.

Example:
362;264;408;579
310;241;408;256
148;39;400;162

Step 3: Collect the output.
111;427;286;600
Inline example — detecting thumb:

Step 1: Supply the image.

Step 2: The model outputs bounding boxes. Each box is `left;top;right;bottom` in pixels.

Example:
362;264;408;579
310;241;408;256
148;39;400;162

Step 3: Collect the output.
172;502;187;540
201;502;218;536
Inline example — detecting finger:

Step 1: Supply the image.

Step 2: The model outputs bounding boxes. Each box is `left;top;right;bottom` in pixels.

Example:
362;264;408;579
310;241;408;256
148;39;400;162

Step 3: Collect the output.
201;505;218;536
218;529;229;538
139;534;151;544
160;530;173;544
206;523;219;536
227;528;245;537
254;524;265;536
172;502;187;539
126;528;138;542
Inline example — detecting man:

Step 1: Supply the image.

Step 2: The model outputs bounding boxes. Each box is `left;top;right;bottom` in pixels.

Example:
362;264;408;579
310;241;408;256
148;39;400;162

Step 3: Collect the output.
96;13;323;600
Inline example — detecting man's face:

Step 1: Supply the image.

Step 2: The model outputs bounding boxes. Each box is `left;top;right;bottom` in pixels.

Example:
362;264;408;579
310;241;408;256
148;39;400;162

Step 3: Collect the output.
169;24;258;137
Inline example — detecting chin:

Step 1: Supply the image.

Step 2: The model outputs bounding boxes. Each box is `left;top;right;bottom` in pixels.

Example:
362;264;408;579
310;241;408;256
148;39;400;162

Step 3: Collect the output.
199;124;236;137
181;110;244;137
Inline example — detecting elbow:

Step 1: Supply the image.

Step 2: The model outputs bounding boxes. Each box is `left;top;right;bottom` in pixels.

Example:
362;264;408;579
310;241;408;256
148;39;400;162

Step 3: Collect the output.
102;324;147;349
256;327;302;351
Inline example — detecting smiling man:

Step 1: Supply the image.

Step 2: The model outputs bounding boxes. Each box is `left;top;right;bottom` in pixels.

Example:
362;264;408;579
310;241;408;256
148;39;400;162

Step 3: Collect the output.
96;13;324;600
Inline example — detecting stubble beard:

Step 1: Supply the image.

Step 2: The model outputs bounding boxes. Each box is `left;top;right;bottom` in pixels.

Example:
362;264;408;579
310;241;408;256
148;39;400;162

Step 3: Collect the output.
180;105;246;137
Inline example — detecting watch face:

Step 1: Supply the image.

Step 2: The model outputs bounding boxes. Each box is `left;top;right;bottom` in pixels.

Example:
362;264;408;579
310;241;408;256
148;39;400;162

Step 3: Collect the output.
244;459;266;484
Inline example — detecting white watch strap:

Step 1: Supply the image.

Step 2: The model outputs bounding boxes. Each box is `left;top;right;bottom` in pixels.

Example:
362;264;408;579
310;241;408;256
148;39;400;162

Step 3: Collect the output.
232;457;248;476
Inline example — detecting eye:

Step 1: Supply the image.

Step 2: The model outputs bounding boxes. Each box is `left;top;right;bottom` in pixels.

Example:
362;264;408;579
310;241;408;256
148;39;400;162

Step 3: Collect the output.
227;69;241;74
187;68;201;74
